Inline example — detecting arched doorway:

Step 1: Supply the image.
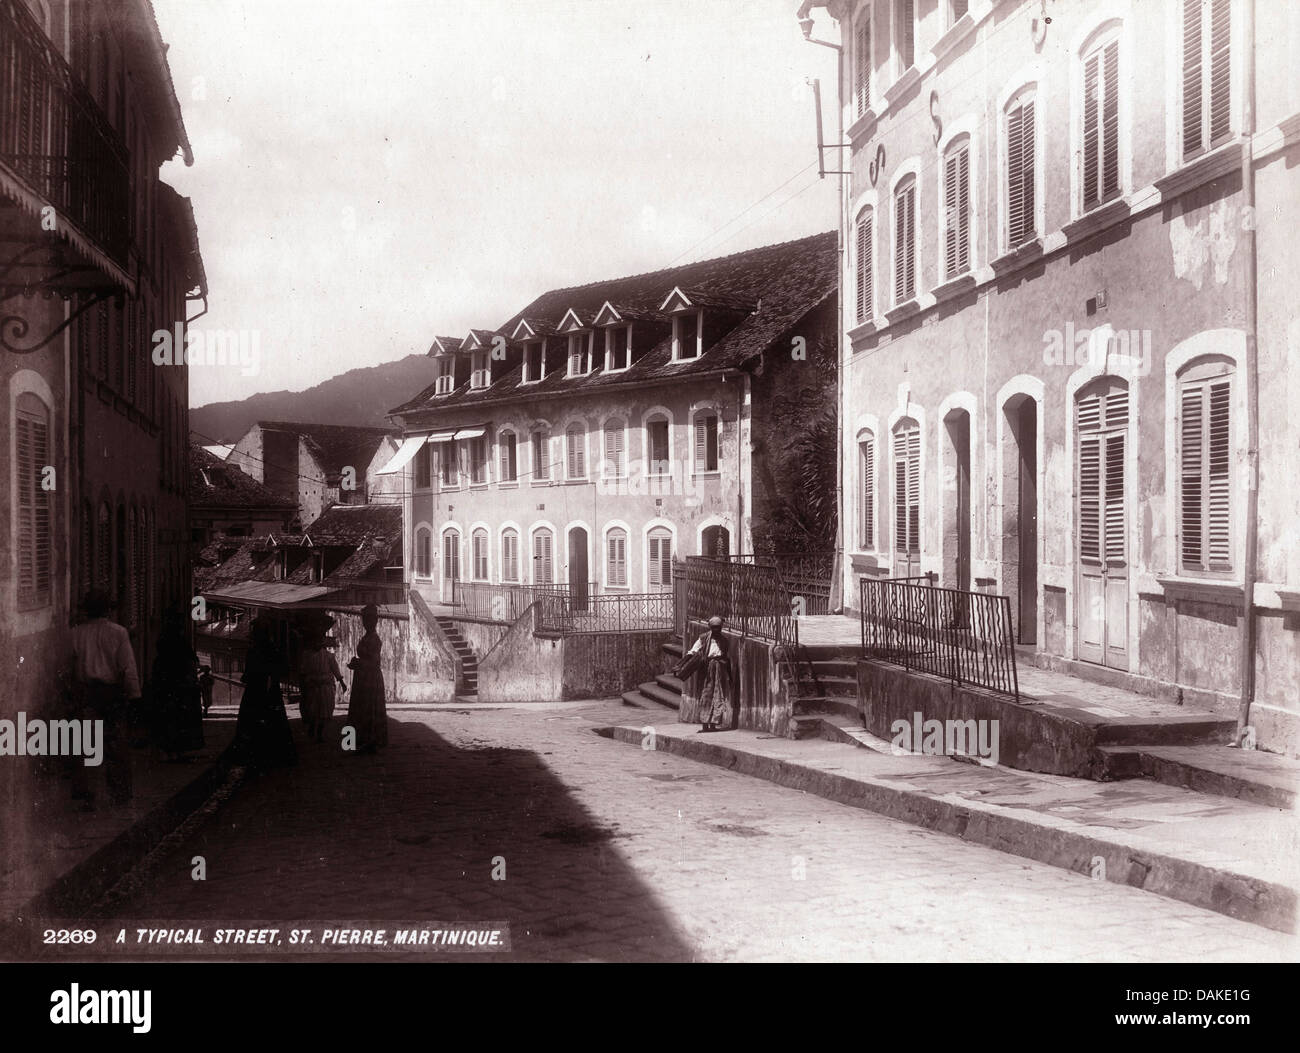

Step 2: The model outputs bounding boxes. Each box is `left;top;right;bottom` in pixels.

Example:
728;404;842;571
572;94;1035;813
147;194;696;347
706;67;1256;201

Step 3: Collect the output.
701;524;730;557
568;527;589;611
1075;377;1128;667
1001;394;1038;644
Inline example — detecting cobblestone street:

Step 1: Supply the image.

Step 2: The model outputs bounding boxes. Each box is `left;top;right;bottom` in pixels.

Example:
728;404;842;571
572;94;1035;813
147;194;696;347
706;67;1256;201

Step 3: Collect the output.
106;703;1298;962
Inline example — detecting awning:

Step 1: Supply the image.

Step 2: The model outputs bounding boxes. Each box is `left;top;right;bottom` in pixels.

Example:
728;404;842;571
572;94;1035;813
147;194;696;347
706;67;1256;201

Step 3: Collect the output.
376;435;428;475
453;426;486;439
427;430;456;443
202;582;341;609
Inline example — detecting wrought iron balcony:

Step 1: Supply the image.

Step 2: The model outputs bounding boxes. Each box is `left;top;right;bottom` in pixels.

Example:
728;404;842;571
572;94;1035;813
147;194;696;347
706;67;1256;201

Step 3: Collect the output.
0;0;131;277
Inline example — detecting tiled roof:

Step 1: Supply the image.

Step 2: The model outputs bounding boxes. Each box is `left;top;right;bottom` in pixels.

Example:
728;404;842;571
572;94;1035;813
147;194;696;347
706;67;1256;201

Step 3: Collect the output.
256;421;398;478
300;503;402;546
389;230;836;416
190;444;296;511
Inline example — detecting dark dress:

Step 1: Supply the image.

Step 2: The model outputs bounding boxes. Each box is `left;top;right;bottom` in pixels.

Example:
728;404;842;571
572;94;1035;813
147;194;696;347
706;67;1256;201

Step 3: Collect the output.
687;630;734;729
345;630;388;750
151;634;206;754
234;641;297;770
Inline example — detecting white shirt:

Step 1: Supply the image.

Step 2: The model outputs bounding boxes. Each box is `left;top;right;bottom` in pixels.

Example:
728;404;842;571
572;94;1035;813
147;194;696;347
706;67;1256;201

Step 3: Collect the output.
688;633;725;659
70;618;142;699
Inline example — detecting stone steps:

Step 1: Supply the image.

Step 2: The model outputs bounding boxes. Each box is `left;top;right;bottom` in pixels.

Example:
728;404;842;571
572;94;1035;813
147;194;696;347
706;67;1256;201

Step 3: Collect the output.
434;617;478;699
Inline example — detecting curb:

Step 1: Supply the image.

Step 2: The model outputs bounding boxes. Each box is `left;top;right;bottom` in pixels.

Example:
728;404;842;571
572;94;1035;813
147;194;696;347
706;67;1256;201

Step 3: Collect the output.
596;724;1297;934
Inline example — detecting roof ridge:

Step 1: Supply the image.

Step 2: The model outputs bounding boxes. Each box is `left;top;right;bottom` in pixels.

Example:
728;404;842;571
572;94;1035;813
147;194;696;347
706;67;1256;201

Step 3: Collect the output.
525;228;835;304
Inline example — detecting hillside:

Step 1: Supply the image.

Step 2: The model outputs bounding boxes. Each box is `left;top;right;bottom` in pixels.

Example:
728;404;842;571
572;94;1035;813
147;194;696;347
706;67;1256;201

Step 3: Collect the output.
189;355;433;443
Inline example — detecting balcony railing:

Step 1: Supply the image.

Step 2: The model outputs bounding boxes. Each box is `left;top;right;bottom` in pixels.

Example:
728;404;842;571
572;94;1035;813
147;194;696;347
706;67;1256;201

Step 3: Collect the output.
859;576;1020;701
536;590;674;635
451;580;588;624
714;551;834;615
0;0;131;270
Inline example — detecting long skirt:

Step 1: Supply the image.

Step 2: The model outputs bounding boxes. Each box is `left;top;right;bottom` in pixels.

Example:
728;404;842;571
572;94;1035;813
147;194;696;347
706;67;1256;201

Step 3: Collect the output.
299;679;337;725
699;656;733;728
346;666;388;749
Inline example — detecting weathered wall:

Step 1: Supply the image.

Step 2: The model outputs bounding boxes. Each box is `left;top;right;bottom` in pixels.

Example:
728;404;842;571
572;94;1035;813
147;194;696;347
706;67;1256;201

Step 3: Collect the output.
327;606;408;704
477;606;564;702
453;617;509;661
560;630;671;700
403;593;460;702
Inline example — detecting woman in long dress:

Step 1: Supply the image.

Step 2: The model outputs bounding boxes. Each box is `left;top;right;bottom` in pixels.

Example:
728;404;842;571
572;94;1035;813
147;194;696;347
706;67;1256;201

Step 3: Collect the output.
683;615;733;732
297;633;345;743
233;616;297;771
151;609;206;761
345;604;388;753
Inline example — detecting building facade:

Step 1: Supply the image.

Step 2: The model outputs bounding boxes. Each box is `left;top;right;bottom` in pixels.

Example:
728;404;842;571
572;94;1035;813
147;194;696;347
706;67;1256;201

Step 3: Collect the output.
800;0;1299;751
227;420;401;530
1;0;203;726
386;232;838;609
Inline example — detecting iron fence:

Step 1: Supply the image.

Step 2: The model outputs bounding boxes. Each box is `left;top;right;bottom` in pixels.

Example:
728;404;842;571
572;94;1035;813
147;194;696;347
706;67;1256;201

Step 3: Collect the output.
535;590;674;635
451;580;589;623
859;576;1019;700
0;0;131;268
714;551;834;615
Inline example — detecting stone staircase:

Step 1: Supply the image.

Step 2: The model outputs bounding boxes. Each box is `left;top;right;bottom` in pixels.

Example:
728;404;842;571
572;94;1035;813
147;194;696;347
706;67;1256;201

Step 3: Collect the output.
786;644;862;739
622;640;684;710
434;616;478;701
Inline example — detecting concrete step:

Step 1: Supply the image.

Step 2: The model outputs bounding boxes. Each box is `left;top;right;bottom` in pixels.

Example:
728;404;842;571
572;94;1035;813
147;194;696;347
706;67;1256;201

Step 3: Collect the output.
620;690;651;708
803;673;858;697
662;641;684;659
807;659;857;678
654;674;684;695
792;696;860;724
1095;744;1299;809
637;681;681;710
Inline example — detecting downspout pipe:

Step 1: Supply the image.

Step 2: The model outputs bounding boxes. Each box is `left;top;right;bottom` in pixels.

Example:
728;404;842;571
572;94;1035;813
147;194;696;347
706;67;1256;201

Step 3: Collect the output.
797;3;846;612
1237;0;1259;743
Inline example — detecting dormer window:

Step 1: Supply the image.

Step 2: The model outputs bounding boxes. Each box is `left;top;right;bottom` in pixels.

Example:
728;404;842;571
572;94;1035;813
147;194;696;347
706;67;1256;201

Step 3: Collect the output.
435;356;455;395
523;340;546;383
470;350;490;389
672;310;701;361
567;332;593;376
605;325;631;372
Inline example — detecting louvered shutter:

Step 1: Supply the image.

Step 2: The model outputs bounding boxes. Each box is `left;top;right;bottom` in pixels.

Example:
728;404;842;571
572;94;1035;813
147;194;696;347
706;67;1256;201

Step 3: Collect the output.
856;210;873;323
694;417;706;473
1180;373;1232;572
535;531;552;584
605;424;624;477
1180;385;1204;568
1083;51;1100;206
1007;97;1035;246
893;422;919;555
567;428;584;478
443;532;459;582
861;436;875;548
1102;40;1119;199
944;146;969;278
1207;379;1231;568
894;180;915;303
1208;0;1231;144
1104;432;1125;563
608;533;627;587
855;18;871;116
1182;0;1203;156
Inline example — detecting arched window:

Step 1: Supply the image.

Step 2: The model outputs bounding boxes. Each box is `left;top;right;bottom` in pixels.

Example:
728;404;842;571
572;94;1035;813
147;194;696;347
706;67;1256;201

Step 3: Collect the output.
606;528;628;587
565;424;586;480
1004;85;1037;249
603;418;625;479
692;410;719;474
1177;356;1233;575
892;418;920;572
855;206;874;323
942;136;971;279
893;174;917;304
647;528;673;591
531;428;551;483
1079;24;1122;212
701;524;730;557
501;529;520;582
14;392;52;609
532;528;554;584
442;529;460;582
645;413;671;476
471;528;489;581
499;430;518;483
415;527;432;578
859;431;876;550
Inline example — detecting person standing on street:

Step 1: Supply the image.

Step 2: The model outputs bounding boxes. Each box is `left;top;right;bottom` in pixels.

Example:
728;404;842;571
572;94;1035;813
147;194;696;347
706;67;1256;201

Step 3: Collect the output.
68;589;141;808
297;628;345;743
679;615;734;733
345;603;388;753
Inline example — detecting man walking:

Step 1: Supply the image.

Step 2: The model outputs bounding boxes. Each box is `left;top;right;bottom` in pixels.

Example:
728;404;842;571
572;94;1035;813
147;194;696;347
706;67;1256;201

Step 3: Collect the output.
69;589;141;808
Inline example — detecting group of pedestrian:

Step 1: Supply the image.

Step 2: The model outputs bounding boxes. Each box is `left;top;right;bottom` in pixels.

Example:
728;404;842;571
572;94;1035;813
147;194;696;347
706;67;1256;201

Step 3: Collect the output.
65;591;390;808
231;602;389;771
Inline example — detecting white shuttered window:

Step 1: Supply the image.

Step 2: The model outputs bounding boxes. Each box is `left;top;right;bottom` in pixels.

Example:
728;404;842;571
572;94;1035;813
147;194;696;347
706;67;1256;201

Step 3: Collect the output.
1182;0;1232;160
1179;361;1233;574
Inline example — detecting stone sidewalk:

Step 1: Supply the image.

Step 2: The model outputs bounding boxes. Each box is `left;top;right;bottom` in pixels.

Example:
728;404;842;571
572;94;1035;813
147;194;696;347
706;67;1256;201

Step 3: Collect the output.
598;717;1300;933
0;710;237;945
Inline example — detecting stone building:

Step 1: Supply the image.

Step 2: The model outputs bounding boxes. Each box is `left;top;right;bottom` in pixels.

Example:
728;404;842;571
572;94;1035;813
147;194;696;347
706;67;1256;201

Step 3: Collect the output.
189;442;298;550
1;0;203;724
799;0;1299;751
384;231;838;609
227;420;401;530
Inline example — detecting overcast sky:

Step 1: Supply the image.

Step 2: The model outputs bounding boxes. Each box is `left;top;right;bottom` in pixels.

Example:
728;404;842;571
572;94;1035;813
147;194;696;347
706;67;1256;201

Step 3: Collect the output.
153;0;839;408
